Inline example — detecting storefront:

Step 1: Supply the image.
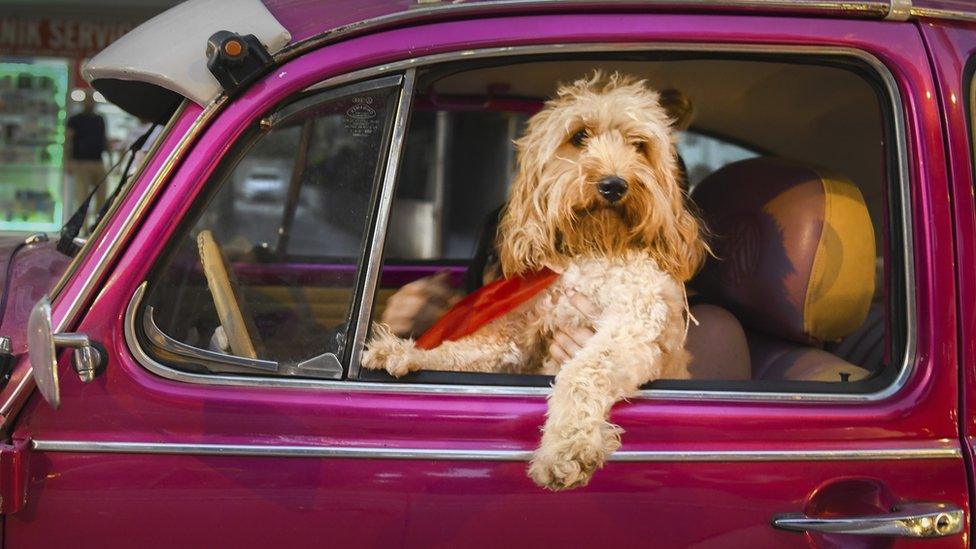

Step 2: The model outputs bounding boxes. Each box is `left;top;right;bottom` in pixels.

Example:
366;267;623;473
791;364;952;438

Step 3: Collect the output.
0;14;158;233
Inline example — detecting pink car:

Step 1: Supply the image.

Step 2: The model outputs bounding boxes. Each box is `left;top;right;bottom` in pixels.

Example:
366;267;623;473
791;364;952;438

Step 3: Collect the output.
0;0;974;546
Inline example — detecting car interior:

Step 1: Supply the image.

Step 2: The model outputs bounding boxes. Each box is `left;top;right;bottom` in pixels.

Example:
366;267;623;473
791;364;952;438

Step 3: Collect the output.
141;52;903;394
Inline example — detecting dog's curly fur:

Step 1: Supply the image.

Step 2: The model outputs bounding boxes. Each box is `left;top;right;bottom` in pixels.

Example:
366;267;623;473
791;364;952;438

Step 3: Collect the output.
364;71;708;490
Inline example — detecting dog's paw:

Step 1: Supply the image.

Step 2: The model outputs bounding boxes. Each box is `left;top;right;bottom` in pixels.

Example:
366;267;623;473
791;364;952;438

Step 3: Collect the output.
528;423;621;491
528;451;593;491
362;325;421;378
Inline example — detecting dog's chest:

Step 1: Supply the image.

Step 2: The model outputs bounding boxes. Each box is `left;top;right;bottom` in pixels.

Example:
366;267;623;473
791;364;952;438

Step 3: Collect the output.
530;253;677;336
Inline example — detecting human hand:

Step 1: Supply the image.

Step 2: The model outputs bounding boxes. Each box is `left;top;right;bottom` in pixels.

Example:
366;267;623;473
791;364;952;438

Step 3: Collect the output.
548;292;600;365
381;271;462;338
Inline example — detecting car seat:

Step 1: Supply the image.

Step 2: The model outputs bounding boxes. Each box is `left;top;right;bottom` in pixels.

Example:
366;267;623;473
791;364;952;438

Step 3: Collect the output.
691;157;878;382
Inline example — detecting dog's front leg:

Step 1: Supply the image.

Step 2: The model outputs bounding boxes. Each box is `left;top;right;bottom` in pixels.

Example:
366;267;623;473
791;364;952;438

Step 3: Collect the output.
528;303;674;490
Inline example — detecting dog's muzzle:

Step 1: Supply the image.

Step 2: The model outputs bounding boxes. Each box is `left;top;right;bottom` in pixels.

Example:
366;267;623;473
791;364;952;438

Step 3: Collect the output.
597;176;628;203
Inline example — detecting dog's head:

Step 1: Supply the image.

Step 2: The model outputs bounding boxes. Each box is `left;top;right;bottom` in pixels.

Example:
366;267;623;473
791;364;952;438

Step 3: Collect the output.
497;72;707;281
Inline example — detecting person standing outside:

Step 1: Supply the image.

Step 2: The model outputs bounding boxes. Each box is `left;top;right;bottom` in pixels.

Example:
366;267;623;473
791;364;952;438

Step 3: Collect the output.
65;94;107;220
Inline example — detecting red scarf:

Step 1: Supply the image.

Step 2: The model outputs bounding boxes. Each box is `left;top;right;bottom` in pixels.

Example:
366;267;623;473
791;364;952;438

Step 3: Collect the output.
416;268;559;349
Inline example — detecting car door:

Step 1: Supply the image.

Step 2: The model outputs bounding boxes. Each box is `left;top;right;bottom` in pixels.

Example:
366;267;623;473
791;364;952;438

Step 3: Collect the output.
4;13;969;548
920;17;976;543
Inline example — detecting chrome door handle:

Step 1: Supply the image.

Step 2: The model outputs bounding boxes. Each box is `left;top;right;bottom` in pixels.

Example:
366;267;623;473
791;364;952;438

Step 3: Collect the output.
772;503;963;538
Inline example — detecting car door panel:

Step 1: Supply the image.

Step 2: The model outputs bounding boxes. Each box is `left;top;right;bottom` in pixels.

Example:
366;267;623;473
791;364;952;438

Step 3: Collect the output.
6;449;967;547
5;14;967;548
919;20;976;543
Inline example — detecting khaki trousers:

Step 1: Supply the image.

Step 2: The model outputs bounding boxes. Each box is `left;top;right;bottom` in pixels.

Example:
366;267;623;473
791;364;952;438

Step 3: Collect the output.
67;159;107;215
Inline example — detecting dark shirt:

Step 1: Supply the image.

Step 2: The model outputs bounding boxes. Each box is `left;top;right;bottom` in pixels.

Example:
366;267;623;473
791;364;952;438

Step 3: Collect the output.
66;112;106;161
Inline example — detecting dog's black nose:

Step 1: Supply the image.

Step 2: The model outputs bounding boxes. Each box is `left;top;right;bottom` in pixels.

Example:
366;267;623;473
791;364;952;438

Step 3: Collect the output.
597;176;628;203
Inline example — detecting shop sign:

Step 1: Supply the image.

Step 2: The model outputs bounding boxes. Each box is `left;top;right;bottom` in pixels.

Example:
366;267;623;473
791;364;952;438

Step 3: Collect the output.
0;17;134;58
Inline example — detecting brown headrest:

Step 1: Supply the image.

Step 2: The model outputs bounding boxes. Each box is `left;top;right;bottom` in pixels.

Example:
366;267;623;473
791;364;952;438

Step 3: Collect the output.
691;157;875;344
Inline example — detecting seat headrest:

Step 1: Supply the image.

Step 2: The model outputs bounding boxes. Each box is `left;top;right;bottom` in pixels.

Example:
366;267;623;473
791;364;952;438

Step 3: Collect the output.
691;157;875;344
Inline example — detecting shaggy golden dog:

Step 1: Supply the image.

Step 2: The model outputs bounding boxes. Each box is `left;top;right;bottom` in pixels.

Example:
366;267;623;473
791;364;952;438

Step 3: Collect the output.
364;72;707;490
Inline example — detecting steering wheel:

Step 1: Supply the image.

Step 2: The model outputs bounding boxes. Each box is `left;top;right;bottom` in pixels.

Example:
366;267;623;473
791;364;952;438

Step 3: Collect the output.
196;229;261;359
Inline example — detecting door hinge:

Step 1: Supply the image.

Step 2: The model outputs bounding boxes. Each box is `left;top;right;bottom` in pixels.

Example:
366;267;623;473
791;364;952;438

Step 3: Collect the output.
0;438;29;514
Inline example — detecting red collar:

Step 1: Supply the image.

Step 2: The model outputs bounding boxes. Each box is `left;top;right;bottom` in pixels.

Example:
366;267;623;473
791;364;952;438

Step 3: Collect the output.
416;268;559;349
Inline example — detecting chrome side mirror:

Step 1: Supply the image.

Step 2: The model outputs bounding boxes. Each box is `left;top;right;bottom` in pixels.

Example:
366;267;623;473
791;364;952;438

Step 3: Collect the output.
27;296;105;409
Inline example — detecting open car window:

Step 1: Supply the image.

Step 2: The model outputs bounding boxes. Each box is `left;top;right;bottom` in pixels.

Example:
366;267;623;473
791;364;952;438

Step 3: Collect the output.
139;76;402;377
369;55;902;394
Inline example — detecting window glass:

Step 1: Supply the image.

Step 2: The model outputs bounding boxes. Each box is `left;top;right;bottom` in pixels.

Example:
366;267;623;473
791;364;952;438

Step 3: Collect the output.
143;80;399;370
369;57;896;392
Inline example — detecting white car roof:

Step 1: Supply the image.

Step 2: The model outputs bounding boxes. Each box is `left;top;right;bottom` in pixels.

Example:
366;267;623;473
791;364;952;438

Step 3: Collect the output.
84;0;291;108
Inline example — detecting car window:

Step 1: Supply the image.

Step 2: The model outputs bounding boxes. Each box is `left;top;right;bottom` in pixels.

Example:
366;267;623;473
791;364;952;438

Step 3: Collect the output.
141;78;401;371
366;55;900;393
133;54;903;395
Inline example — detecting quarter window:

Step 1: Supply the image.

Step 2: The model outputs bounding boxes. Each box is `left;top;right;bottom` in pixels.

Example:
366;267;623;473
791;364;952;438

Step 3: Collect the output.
141;78;401;375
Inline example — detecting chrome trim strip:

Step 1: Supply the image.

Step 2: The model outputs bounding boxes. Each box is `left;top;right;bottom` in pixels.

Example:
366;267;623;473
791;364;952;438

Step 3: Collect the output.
126;44;914;403
909;6;976;22
272;1;893;65
31;439;961;461
347;68;417;378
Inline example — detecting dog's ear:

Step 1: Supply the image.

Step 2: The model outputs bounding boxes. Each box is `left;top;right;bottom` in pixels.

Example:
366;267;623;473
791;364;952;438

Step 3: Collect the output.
496;105;566;277
659;89;694;132
497;165;559;277
646;146;709;282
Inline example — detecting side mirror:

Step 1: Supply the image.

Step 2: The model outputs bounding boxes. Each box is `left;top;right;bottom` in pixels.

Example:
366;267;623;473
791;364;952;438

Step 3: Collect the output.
27;296;106;409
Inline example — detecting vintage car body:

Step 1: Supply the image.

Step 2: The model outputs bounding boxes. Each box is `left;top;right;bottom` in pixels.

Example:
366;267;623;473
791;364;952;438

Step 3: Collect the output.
1;0;976;546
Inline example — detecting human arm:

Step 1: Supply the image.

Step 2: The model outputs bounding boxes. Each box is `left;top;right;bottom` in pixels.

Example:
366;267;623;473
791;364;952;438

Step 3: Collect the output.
379;271;463;338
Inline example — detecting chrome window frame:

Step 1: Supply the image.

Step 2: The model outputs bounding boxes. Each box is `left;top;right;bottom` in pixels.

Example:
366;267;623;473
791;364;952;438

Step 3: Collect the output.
30;438;961;461
126;42;915;403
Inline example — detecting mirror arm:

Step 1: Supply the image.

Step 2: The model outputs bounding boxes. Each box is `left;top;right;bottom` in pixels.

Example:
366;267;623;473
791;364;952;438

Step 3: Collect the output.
52;333;89;349
51;333;105;383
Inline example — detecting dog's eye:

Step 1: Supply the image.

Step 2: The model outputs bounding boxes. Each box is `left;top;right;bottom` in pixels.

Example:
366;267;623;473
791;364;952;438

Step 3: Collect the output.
570;128;588;148
632;141;646;153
